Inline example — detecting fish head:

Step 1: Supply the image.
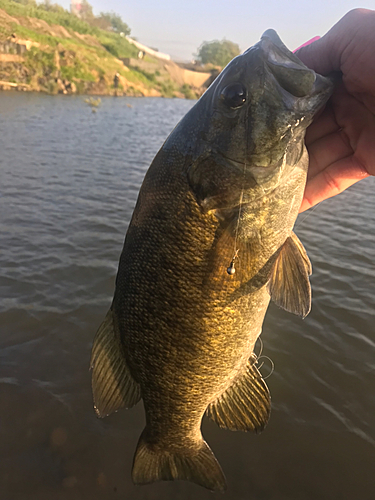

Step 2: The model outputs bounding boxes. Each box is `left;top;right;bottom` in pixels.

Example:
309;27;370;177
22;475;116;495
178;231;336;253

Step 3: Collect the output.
188;29;333;176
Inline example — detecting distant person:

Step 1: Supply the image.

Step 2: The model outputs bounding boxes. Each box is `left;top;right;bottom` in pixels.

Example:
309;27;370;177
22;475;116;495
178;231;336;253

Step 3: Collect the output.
295;8;375;212
113;72;120;90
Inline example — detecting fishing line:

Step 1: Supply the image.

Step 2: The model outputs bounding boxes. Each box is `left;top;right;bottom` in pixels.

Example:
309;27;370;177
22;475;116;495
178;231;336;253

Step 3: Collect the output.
254;337;264;359
226;100;250;277
295;201;321;229
227;180;245;276
257;355;275;380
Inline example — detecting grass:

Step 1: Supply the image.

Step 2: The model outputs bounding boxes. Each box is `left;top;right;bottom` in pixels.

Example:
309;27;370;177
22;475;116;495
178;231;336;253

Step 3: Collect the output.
0;0;200;98
12;23;59;46
60;64;95;83
0;0;139;59
97;32;139;59
0;3;133;92
25;46;55;75
124;68;153;87
160;79;177;98
181;83;197;99
132;66;158;83
0;0;99;35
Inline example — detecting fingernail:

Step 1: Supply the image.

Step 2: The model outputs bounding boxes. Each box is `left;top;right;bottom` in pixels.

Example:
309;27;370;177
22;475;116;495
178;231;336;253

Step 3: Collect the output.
293;36;321;52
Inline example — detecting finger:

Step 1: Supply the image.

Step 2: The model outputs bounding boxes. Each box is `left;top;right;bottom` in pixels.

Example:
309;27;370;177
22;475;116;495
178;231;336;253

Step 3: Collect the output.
299;156;370;212
296;9;375;76
305;103;340;146
306;128;353;181
295;31;340;75
293;36;320;52
331;86;375;176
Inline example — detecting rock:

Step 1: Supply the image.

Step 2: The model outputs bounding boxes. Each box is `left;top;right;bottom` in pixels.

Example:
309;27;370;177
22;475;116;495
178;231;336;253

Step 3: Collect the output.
64;80;77;94
56;78;66;94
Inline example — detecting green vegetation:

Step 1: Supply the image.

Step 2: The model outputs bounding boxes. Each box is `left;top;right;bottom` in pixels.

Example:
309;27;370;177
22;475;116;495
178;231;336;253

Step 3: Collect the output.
132;66;158;83
98;32;138;59
0;0;202;98
84;96;101;107
12;23;57;45
159;78;177;98
0;0;99;35
196;39;240;67
26;46;55;73
181;83;197;100
96;11;130;35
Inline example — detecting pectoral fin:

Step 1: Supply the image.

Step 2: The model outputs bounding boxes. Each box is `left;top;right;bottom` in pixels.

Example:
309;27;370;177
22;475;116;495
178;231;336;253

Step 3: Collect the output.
206;355;271;432
268;232;312;318
91;309;141;417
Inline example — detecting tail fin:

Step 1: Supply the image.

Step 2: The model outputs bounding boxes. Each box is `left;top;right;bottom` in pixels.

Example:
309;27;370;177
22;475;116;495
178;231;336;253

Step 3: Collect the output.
132;429;227;492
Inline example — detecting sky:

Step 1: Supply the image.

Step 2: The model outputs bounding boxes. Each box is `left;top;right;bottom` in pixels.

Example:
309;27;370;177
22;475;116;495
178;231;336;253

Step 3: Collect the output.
59;0;375;61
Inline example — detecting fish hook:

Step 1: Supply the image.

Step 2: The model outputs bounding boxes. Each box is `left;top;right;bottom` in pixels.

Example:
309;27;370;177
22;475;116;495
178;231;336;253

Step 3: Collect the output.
227;249;239;275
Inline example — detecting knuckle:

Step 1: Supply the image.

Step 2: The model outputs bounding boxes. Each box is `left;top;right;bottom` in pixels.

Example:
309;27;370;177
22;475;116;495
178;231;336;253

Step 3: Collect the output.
322;169;341;195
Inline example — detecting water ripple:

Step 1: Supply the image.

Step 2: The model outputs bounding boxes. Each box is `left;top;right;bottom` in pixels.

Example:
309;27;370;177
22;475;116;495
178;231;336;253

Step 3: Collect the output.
1;92;374;499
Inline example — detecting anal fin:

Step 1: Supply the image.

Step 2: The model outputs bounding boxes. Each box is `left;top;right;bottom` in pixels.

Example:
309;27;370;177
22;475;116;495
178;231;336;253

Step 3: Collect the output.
206;355;271;433
267;231;312;318
90;309;141;417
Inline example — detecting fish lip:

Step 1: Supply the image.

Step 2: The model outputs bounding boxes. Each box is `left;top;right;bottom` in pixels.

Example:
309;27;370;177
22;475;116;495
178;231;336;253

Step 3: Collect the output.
258;29;334;101
220;151;281;170
218;150;303;207
217;153;279;201
221;154;246;168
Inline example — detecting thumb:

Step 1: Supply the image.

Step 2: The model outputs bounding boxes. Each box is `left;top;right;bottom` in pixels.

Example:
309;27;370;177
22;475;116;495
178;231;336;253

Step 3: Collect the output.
295;34;339;76
295;9;375;75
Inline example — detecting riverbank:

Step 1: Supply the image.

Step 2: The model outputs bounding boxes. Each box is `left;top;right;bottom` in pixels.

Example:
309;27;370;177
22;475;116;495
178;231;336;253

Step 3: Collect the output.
0;1;214;98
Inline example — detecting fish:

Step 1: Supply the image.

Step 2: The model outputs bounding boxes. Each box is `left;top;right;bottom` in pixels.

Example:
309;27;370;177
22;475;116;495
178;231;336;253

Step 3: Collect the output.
90;29;333;492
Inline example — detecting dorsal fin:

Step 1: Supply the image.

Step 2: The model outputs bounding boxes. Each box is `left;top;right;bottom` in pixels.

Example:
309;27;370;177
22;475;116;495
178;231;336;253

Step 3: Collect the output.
91;309;141;417
267;232;311;318
206;355;271;433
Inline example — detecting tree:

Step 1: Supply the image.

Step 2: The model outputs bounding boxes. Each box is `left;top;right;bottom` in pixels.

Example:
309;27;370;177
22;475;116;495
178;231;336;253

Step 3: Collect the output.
40;0;65;13
80;0;95;24
11;0;37;5
196;39;240;67
92;13;112;31
98;11;131;36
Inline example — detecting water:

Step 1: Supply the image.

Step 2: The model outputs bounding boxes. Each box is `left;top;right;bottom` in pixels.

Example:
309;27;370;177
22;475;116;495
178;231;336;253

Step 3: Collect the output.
0;92;374;500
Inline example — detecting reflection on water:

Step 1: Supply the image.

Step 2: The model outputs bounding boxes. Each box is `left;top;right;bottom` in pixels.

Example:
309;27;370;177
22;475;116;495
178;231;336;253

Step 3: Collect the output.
0;92;374;500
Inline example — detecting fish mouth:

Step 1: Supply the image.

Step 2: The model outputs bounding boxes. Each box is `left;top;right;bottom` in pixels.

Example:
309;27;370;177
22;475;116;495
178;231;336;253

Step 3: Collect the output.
219;153;283;198
255;29;334;104
221;154;245;168
221;148;286;170
260;30;317;98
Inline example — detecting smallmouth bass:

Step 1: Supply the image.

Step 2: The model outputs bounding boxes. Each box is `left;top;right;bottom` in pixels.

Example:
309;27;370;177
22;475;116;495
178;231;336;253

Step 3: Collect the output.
91;30;333;491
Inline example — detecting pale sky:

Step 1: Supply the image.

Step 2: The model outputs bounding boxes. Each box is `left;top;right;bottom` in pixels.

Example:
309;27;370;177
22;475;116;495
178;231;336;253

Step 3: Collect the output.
58;0;375;60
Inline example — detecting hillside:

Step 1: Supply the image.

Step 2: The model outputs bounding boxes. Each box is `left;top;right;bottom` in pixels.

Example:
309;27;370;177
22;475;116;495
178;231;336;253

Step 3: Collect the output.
0;0;211;98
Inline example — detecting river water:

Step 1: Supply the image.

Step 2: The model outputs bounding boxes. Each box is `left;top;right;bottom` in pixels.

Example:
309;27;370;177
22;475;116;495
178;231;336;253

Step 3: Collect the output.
0;92;374;500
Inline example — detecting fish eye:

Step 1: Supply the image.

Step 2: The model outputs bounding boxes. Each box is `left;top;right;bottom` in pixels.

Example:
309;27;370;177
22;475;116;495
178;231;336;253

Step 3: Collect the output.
220;83;247;109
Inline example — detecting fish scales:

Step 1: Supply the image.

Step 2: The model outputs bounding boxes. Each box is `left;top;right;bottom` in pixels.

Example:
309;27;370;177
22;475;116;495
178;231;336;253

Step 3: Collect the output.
91;29;333;491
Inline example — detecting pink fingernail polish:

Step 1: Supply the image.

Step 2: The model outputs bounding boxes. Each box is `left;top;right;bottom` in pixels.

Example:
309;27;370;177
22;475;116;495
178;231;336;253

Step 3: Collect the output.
293;36;320;52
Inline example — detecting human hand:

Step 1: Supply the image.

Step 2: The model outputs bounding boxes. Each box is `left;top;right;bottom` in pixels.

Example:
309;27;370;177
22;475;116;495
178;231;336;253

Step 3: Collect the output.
295;8;375;212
